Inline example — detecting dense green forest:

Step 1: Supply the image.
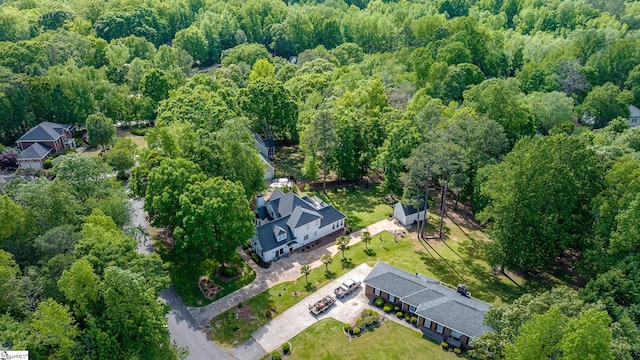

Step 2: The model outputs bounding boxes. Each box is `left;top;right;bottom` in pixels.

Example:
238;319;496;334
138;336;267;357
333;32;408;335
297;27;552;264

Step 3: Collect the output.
1;0;640;358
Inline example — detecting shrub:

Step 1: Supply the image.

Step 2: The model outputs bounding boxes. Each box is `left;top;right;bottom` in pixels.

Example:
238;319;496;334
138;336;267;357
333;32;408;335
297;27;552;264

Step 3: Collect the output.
374;297;384;307
394;305;401;312
282;343;290;354
304;184;312;192
396;311;404;318
238;302;243;308
454;348;462;355
352;327;361;336
0;149;19;169
410;316;418;325
440;341;449;349
404;313;411;321
221;265;239;277
343;323;351;333
130;124;148;136
271;350;281;360
43;159;53;169
383;304;393;313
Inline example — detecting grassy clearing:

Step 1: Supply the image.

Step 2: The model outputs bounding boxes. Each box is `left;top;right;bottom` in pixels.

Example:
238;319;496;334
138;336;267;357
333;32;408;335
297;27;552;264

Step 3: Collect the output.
118;131;147;149
273;145;306;180
284;318;457;360
209;217;560;346
307;184;394;231
156;241;256;307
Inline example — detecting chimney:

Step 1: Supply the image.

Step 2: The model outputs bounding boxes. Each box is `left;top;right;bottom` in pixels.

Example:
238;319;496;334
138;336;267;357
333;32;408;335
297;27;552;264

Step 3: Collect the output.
257;195;265;208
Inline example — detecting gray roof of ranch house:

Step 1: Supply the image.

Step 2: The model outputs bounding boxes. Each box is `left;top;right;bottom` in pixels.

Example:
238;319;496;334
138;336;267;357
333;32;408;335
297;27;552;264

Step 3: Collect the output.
364;262;492;339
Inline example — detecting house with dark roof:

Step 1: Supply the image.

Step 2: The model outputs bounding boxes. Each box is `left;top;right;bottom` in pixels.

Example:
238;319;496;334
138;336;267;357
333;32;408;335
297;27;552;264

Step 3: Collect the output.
363;262;493;349
252;130;275;180
251;189;346;262
629;105;640;128
393;196;427;226
15;122;76;169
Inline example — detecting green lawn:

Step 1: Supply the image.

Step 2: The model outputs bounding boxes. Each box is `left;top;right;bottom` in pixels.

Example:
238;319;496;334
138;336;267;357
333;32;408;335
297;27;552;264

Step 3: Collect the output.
307;184;394;231
156;241;256;307
209;218;561;346
273;145;307;180
118;131;147;149
284;318;458;360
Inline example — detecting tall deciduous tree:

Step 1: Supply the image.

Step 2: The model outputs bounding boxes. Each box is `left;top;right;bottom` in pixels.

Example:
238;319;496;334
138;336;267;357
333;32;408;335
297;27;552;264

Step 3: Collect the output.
579;83;633;129
478;134;602;271
52;153;112;201
238;78;299;141
145;158;206;229
174;177;255;264
86;112;116;151
464;78;535;146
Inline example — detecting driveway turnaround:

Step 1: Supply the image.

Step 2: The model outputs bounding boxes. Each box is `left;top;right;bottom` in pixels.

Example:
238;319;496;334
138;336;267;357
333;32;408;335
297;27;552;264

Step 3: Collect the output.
187;219;404;326
229;263;374;359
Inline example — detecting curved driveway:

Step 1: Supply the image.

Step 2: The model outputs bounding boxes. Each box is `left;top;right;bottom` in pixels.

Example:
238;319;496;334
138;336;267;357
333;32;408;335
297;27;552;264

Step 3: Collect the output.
129;198;234;360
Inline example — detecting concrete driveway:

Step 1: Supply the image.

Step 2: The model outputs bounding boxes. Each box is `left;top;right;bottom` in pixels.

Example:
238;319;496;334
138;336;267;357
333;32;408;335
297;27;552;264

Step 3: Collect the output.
230;263;374;359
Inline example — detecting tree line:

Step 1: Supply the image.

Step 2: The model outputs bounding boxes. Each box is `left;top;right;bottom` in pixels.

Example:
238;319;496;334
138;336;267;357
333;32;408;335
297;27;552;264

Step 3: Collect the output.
2;0;640;358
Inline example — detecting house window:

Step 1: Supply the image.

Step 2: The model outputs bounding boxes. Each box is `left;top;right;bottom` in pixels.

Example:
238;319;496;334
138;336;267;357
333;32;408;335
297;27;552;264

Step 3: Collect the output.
424;320;431;329
436;324;444;334
451;330;461;340
409;305;416;313
373;288;380;296
389;294;396;303
304;234;309;241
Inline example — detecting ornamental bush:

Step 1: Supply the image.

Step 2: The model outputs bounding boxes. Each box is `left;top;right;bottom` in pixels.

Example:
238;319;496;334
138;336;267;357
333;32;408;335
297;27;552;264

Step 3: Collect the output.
43;159;53;169
394;305;401;312
343;323;351;333
410;316;418;324
396;311;404;318
271;350;281;360
404;313;411;321
383;304;393;313
352;327;361;335
440;341;449;349
282;343;290;354
374;297;385;307
454;348;462;354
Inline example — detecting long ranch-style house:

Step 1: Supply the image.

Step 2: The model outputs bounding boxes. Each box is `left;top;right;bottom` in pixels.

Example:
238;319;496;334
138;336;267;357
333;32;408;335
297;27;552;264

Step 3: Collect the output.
251;190;346;262
363;262;493;349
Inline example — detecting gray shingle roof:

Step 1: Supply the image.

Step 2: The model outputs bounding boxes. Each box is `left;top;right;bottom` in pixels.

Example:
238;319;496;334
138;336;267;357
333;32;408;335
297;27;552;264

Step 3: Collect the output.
364;262;492;339
17;143;52;160
398;195;428;216
318;206;346;227
260;152;274;169
630;104;640;117
287;207;321;229
255;206;270;220
17;122;73;142
256;191;346;252
256;216;295;252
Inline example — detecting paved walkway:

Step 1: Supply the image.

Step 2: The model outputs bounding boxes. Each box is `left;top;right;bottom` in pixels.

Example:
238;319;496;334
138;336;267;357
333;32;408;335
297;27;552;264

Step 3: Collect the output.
229;263;374;359
187;219;405;325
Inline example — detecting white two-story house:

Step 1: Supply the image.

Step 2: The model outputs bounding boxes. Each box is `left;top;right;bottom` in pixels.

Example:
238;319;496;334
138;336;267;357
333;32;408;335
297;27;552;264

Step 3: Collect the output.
251;190;346;262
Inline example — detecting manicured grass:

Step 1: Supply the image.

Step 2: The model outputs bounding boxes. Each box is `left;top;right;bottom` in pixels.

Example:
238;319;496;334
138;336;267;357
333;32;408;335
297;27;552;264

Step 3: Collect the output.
156;241;256;307
210;215;571;346
119;132;147;149
285;318;457;360
308;184;394;231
